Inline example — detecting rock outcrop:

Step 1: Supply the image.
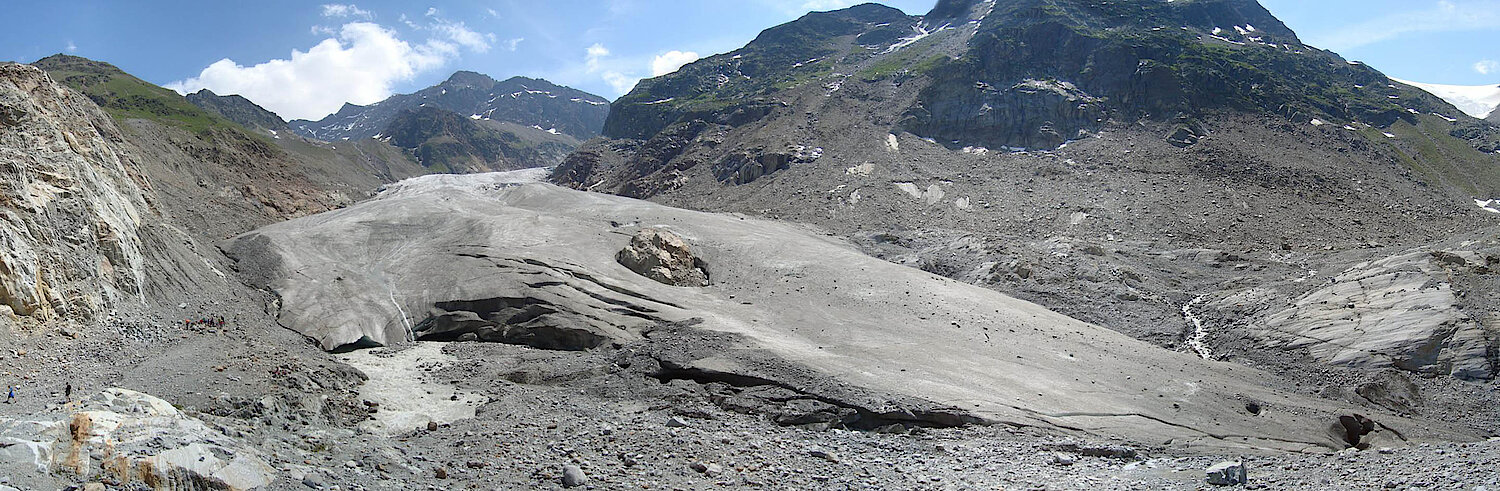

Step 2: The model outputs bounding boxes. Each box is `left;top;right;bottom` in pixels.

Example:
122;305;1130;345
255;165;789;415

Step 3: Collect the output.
0;63;148;322
617;228;710;287
0;388;276;490
904;79;1107;151
1258;251;1495;379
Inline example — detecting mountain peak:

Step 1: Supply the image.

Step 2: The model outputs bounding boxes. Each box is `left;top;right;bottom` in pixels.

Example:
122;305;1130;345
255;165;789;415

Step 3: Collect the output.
32;53;129;78
443;70;497;89
288;73;609;141
184;89;288;132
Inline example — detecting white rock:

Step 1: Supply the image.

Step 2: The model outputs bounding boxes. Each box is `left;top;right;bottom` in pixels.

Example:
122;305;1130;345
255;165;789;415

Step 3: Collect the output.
1206;461;1247;485
0;388;275;490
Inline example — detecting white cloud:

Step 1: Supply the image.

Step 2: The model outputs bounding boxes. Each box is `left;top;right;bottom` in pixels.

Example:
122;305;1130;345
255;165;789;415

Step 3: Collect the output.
320;4;372;19
165;22;460;121
602;72;638;95
502;37;525;51
586;43;610;64
1477;60;1500;75
65;41;77;53
583;43;640;95
1307;0;1500;51
431;19;491;52
651;50;700;76
425;7;439;17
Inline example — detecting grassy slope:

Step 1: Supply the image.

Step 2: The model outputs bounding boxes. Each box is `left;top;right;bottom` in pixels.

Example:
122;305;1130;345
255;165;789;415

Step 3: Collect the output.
34;55;259;140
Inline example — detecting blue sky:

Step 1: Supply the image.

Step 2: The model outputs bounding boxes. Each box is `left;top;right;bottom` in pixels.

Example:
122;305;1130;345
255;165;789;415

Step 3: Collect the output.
1;0;1496;121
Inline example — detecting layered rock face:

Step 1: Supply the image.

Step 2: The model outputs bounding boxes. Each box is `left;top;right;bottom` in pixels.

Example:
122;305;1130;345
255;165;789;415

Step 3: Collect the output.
0;388;275;490
0;63;148;322
1259;251;1496;380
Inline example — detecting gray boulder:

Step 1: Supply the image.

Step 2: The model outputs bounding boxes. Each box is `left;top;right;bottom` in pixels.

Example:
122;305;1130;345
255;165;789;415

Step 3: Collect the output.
561;464;588;487
1206;461;1247;486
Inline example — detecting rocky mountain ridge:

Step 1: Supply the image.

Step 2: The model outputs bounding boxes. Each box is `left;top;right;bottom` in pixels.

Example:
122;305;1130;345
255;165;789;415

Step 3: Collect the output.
381;105;580;173
185;88;290;134
289;71;609;142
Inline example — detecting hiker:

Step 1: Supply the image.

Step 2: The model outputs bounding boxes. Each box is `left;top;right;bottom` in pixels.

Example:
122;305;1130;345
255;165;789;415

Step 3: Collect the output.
6;385;13;404
65;383;72;400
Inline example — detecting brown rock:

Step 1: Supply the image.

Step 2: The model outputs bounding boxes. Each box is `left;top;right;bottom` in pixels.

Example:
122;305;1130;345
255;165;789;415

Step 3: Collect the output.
616;228;709;287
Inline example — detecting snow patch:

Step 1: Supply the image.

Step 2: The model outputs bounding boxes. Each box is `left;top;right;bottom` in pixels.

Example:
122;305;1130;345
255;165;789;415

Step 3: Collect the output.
1310;119;1326;126
886;134;900;152
1390;77;1500;118
1476;199;1500;214
884;23;936;54
643;98;675;105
